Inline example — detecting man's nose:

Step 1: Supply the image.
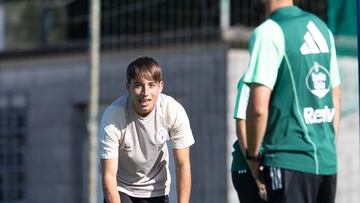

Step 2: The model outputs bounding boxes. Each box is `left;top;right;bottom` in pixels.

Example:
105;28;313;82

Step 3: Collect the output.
142;85;149;95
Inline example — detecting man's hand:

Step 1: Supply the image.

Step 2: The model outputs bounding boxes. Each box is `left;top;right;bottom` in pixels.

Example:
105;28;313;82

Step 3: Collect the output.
248;160;268;201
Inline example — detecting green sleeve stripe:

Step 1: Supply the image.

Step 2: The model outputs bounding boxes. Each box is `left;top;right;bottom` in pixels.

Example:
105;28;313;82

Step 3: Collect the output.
328;30;341;87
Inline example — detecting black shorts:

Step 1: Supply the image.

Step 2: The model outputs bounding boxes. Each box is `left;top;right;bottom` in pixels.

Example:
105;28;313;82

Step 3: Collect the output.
263;166;337;203
231;170;267;203
104;191;169;203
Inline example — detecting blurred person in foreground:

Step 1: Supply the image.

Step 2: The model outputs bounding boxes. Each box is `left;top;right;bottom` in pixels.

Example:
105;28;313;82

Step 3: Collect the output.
244;0;341;203
99;56;195;203
231;75;267;203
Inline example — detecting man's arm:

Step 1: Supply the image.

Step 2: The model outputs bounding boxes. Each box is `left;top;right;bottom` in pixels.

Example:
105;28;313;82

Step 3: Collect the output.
246;84;271;158
173;147;191;203
246;84;271;177
332;85;341;143
101;158;121;203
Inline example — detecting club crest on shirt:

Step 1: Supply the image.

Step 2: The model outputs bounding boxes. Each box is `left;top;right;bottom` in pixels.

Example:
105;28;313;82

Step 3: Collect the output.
305;62;331;99
155;127;169;145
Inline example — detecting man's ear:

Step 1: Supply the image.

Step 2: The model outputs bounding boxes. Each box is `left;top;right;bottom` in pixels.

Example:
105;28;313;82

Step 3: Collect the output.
159;81;164;92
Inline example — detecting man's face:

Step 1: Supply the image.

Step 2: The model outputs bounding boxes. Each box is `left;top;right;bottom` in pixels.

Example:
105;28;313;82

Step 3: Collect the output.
127;77;163;117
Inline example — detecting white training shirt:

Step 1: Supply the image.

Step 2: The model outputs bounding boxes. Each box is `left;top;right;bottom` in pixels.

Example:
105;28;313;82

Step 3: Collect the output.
99;93;195;197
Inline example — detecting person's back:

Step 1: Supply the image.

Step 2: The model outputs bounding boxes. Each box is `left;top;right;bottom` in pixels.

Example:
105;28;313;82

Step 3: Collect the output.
243;1;341;203
258;6;339;175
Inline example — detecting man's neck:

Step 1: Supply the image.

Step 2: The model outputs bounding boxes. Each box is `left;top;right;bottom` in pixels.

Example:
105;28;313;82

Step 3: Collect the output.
269;0;293;14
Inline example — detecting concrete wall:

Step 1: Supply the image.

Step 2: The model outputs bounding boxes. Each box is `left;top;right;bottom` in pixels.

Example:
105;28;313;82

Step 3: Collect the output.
335;56;360;203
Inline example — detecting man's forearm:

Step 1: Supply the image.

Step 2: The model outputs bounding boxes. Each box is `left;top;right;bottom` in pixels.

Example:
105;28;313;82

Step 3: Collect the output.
101;158;120;203
332;85;341;143
176;163;191;203
245;111;267;182
246;109;267;156
102;176;121;203
245;85;270;199
246;85;271;156
104;191;120;203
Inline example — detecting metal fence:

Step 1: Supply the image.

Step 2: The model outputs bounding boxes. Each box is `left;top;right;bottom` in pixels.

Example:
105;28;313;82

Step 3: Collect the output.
0;93;27;203
0;0;329;52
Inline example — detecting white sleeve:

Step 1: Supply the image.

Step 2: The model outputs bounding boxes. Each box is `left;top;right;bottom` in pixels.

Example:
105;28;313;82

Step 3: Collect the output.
167;99;195;149
98;107;123;159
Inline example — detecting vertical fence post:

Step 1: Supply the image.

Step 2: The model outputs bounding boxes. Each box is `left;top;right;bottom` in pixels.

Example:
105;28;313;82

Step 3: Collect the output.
220;0;230;38
357;0;360;159
88;0;100;203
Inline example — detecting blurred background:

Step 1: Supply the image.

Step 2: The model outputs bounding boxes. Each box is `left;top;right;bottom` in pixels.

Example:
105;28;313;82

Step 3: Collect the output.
0;0;357;202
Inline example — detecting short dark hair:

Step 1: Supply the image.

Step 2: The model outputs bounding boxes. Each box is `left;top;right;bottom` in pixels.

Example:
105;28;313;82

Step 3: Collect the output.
126;56;162;84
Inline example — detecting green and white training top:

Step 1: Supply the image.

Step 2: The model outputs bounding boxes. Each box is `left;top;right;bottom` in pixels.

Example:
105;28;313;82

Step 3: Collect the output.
99;93;195;197
231;76;251;171
244;6;341;175
231;76;264;172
